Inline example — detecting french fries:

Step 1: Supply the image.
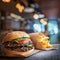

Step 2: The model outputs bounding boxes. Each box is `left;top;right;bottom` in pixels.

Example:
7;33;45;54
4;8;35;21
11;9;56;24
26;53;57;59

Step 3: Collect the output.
37;33;54;48
29;32;55;50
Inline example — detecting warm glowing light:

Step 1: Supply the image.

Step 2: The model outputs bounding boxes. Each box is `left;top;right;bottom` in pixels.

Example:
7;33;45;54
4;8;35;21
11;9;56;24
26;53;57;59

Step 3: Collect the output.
10;13;22;19
16;3;24;13
33;14;39;19
2;0;11;3
40;19;47;25
44;22;47;25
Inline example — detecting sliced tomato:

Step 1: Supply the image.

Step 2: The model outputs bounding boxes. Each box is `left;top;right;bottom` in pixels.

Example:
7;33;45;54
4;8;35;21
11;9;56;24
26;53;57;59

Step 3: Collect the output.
18;40;25;44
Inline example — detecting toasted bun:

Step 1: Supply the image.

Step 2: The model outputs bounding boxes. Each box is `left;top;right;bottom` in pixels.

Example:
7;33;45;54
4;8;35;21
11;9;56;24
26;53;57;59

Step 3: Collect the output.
2;31;30;43
3;48;34;57
2;31;34;57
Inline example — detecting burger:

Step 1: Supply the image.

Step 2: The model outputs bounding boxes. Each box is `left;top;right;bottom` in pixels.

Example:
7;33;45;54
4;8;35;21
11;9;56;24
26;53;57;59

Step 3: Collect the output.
2;31;34;56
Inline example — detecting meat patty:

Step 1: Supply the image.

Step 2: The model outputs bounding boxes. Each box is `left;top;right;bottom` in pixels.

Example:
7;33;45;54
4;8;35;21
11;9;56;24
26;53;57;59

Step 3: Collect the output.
3;39;34;52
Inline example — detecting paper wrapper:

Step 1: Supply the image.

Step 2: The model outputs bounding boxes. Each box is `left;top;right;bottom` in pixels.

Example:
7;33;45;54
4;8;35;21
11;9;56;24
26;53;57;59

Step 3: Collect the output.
29;32;57;50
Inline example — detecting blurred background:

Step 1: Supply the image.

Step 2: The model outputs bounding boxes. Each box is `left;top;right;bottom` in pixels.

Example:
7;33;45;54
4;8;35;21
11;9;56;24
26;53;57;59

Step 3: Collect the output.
0;0;60;44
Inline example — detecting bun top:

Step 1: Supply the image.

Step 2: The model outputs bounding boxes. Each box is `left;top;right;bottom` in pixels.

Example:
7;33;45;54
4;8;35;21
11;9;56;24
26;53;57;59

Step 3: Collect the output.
2;31;30;43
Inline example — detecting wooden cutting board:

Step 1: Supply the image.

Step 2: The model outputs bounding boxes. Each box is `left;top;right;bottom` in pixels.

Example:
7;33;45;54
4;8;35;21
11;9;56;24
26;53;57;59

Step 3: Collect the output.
0;47;40;57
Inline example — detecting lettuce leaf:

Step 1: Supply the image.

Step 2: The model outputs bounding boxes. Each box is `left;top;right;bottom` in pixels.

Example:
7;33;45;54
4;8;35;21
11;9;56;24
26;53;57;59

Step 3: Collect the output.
9;36;29;43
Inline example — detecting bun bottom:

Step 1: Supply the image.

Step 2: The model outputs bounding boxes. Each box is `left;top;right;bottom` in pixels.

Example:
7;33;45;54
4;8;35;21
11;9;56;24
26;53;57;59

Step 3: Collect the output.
3;48;34;57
